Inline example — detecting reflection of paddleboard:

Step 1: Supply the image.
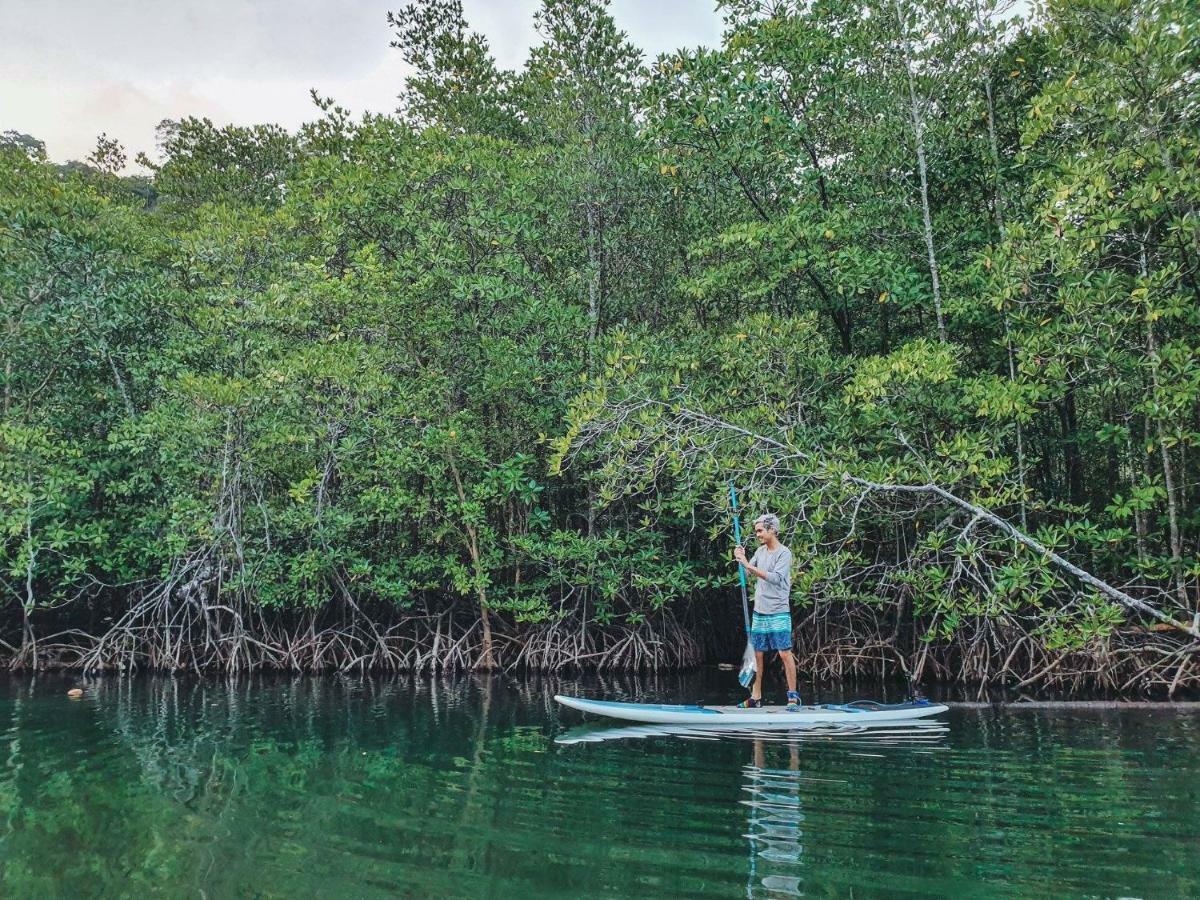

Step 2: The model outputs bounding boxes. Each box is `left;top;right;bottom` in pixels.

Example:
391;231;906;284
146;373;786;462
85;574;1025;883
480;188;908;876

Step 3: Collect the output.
554;695;948;726
555;718;950;746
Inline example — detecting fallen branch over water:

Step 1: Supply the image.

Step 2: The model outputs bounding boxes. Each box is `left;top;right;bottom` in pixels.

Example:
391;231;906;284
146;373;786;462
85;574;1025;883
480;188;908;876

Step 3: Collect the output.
842;473;1200;640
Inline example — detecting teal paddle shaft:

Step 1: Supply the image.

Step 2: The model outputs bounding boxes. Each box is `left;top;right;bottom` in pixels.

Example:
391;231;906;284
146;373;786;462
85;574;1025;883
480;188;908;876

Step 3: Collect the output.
730;484;750;630
729;481;756;688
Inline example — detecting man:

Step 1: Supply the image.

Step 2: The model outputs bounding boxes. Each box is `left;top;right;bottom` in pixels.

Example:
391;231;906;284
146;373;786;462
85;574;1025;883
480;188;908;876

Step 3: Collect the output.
733;513;801;709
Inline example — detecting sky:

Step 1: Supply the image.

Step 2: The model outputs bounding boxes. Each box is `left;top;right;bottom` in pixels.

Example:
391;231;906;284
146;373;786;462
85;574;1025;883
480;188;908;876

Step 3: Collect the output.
0;0;725;170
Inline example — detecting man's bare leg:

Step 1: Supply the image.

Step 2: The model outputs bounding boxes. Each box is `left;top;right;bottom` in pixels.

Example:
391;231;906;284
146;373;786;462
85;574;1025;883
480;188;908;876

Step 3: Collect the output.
752;651;765;699
779;649;798;694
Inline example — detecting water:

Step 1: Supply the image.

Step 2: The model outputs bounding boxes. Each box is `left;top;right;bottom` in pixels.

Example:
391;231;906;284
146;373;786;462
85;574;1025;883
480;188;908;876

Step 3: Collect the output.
0;672;1196;898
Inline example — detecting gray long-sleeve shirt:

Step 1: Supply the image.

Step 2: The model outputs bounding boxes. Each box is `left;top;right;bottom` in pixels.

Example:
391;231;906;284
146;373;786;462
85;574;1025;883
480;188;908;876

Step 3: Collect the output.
750;544;793;614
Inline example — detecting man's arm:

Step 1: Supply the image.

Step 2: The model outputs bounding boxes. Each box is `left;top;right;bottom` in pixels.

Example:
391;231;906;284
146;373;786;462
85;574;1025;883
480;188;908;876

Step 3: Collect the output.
759;547;792;587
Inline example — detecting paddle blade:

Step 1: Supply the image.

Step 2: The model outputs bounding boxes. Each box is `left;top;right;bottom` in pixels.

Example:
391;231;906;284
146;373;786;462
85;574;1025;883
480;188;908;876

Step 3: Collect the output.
738;639;757;688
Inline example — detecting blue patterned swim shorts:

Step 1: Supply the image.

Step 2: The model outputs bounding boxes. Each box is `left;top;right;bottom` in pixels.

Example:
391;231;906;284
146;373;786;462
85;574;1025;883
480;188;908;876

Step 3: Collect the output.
749;611;793;652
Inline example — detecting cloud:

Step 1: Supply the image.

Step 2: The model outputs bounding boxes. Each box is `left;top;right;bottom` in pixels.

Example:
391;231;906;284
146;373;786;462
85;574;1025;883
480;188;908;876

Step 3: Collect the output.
1;77;231;165
0;0;723;168
1;0;394;82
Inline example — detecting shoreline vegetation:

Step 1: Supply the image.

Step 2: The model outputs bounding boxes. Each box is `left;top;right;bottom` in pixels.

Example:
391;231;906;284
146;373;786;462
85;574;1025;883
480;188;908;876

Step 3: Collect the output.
2;0;1199;694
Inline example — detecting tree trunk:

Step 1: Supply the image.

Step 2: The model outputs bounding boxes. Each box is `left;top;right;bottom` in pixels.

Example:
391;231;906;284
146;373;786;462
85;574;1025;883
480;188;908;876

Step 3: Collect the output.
1140;239;1187;606
17;496;38;670
894;0;946;343
1004;314;1028;530
910;92;945;344
581;99;606;542
447;453;495;670
1145;318;1187;606
976;29;1029;529
3;318;12;419
1129;423;1148;563
585;199;602;352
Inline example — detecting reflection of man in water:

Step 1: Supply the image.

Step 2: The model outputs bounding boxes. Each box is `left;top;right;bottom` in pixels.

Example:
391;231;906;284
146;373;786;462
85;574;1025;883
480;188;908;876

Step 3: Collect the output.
744;739;804;897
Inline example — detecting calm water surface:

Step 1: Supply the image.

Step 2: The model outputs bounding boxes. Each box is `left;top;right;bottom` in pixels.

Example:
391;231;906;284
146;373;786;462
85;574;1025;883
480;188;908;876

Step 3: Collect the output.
0;672;1196;898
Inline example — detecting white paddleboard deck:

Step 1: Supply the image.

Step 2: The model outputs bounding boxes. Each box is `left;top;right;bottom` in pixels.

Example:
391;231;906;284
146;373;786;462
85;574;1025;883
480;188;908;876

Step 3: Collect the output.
555;694;948;726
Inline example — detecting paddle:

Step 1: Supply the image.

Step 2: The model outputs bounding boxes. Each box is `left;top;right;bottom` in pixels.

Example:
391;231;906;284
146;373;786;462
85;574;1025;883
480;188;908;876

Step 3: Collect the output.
729;480;757;689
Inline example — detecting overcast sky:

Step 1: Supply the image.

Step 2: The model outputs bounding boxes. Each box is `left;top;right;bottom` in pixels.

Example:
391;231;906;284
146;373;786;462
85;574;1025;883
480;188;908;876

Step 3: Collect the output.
0;0;725;169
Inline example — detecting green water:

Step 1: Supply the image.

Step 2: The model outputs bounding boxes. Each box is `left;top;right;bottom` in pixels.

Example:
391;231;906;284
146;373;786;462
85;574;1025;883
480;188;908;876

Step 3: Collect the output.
0;673;1196;898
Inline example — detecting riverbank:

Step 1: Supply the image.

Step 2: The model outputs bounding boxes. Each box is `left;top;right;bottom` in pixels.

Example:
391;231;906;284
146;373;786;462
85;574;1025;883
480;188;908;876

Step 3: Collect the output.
5;600;1197;698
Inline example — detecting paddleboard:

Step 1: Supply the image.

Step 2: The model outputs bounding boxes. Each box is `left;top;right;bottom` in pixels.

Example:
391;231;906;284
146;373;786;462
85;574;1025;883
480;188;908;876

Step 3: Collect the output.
554;694;948;726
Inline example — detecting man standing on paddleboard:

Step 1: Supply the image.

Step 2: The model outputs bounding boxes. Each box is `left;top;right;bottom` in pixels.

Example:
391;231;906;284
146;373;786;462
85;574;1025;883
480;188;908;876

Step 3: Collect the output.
733;514;801;709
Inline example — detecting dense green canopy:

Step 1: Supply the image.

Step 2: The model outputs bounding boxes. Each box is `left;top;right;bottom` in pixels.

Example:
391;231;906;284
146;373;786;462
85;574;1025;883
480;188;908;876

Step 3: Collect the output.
1;0;1197;690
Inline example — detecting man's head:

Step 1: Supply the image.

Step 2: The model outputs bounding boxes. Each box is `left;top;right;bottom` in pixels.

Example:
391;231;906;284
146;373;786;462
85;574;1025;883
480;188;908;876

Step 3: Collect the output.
752;513;781;545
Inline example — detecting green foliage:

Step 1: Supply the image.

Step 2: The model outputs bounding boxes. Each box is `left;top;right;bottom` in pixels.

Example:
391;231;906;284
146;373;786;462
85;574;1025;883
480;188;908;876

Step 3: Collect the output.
2;0;1197;671
137;117;298;210
389;0;521;138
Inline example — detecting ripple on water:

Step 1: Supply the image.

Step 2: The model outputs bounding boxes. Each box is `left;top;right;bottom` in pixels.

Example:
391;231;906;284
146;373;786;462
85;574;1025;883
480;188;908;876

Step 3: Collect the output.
0;676;1197;898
